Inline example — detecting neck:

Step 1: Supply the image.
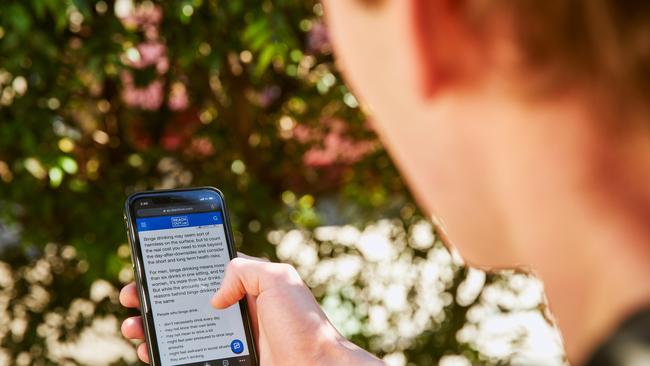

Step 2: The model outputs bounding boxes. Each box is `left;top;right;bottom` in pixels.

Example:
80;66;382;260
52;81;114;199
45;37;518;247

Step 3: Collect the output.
412;80;650;364
503;110;650;365
535;215;650;365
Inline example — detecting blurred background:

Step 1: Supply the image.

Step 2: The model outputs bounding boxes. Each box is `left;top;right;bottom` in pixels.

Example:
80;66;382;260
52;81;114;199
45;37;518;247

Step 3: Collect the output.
0;1;566;365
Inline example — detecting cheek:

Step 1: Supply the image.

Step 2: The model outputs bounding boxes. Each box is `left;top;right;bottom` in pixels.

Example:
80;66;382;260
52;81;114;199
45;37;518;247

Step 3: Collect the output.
323;0;418;115
324;1;520;267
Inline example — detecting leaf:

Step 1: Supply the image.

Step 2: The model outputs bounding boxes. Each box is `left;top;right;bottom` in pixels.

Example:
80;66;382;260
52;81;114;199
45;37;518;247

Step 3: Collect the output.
71;0;91;16
31;0;47;19
7;4;32;34
243;18;272;52
242;18;269;43
42;0;68;32
249;31;271;52
255;43;277;76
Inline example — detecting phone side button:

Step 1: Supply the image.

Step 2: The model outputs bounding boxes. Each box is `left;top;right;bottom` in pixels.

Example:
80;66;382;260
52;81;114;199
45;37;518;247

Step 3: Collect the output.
134;263;149;314
125;231;135;269
140;285;149;314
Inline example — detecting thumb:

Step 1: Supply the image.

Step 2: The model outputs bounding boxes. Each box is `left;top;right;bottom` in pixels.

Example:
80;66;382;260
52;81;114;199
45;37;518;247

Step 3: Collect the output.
211;257;300;309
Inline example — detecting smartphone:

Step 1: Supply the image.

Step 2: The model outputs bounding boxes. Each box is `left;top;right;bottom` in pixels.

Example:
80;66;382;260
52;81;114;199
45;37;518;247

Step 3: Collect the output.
124;187;258;366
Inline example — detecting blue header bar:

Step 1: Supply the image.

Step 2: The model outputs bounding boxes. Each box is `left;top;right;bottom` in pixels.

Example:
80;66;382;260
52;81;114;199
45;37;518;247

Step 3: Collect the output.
135;212;222;232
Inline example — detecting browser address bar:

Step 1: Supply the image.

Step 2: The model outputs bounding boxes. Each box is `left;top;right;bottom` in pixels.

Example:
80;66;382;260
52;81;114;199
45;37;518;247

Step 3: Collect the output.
136;203;217;217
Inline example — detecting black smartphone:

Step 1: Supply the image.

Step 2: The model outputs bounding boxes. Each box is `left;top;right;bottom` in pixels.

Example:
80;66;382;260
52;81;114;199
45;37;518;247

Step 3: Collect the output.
124;187;258;366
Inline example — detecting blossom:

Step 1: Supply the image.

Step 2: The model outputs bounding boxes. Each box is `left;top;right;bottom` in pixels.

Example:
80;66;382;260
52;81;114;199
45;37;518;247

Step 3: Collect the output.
189;137;215;157
123;41;169;74
168;82;189;111
307;21;331;54
120;72;164;110
296;118;377;167
117;2;162;31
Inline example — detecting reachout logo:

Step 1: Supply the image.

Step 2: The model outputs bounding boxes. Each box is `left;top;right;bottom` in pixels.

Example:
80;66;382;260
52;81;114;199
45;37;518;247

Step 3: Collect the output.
170;216;189;228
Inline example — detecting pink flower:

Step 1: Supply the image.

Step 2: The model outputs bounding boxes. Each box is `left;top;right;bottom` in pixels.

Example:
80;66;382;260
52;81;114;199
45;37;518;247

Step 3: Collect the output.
124;41;169;74
118;3;163;30
259;85;281;107
161;134;182;151
299;118;376;167
307;21;331;54
168;82;189;111
190;137;215;157
120;71;164;110
304;146;338;167
117;2;168;111
292;125;314;143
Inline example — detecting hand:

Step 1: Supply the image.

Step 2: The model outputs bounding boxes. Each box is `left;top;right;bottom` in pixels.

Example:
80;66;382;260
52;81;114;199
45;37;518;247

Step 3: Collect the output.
120;254;384;366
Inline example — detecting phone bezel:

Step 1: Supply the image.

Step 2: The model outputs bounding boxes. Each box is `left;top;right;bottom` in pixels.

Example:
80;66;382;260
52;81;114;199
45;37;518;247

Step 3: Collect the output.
124;186;259;366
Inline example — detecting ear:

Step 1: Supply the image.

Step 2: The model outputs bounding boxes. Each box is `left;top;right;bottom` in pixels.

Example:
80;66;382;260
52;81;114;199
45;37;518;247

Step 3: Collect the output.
410;0;477;98
411;0;439;98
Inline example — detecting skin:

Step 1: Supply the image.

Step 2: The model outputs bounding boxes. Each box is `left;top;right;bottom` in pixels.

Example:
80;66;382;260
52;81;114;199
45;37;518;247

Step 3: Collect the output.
123;0;650;364
120;255;382;366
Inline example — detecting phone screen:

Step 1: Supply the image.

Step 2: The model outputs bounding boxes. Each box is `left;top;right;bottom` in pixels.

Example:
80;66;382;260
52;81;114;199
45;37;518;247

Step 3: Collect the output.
128;189;255;366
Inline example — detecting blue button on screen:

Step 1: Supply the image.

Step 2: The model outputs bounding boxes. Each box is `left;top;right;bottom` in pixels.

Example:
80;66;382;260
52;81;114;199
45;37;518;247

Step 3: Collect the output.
230;339;244;354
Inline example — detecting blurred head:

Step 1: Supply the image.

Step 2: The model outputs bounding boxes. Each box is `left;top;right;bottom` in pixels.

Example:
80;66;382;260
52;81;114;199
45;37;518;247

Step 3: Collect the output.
323;0;650;267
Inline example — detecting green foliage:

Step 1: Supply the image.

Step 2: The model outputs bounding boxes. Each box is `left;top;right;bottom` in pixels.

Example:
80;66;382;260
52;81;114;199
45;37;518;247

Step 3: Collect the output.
0;0;385;276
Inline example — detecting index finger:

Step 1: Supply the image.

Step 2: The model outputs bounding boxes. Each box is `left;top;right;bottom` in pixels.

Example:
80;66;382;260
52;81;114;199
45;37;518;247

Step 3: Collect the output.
120;282;141;309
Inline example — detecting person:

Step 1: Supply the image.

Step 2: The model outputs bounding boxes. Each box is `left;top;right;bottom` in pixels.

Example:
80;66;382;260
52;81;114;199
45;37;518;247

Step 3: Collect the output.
121;0;650;365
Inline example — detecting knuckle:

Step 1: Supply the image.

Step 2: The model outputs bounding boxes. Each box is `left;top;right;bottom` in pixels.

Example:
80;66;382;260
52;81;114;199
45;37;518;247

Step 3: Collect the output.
278;262;296;274
269;263;299;283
